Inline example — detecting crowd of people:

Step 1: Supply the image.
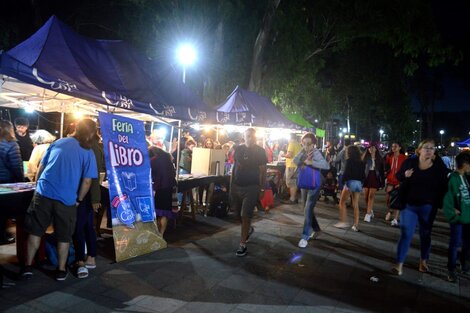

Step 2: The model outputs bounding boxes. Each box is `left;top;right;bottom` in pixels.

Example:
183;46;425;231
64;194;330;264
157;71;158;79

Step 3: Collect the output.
1;117;470;284
272;134;469;282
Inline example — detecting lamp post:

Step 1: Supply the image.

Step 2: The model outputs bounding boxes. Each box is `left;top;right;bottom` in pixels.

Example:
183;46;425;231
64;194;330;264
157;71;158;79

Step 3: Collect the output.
416;119;422;143
379;129;384;142
176;44;196;83
439;129;445;147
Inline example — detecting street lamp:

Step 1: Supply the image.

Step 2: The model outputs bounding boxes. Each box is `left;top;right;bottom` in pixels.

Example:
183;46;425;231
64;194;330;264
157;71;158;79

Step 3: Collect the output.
379;129;384;142
176;43;196;83
439;129;445;146
416;119;422;143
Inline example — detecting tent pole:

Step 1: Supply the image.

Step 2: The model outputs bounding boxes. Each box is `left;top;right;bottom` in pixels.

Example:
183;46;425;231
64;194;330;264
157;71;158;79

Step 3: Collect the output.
60;112;65;138
175;120;182;183
263;128;266;148
169;125;174;151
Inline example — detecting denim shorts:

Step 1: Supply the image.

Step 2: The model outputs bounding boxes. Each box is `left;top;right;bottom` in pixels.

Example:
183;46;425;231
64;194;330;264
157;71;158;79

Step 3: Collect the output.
345;180;363;193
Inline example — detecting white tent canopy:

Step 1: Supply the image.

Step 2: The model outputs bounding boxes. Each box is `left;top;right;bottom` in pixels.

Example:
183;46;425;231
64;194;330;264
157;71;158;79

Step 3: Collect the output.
0;76;176;123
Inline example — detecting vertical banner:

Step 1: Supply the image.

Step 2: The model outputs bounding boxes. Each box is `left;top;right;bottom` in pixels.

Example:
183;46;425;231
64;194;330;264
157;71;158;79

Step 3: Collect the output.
99;112;166;262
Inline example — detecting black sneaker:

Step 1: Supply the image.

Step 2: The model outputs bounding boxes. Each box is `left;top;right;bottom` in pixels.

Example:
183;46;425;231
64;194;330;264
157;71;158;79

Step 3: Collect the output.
460;263;469;275
0;236;15;245
447;270;457;282
246;227;254;243
281;199;298;205
20;266;33;280
236;244;247;257
55;269;68;281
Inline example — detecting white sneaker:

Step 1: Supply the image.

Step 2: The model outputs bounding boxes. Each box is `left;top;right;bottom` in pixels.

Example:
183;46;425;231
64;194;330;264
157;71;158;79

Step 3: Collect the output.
391;219;399;227
309;231;321;240
385;212;391;221
364;214;372;223
333;222;350;229
370;210;374;218
298;239;308;248
351;225;359;232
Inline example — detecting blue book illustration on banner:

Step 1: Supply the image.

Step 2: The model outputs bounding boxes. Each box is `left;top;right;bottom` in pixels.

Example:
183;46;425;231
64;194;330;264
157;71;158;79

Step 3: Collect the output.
99;112;156;226
136;196;154;222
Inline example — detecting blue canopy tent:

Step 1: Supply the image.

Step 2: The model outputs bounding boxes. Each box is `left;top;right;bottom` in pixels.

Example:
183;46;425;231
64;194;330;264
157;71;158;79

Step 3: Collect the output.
215;86;298;129
456;138;470;147
0;16;212;123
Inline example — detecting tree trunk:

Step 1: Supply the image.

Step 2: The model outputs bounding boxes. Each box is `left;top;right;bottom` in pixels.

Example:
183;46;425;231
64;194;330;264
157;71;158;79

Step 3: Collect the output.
204;20;224;106
248;0;281;92
30;0;43;29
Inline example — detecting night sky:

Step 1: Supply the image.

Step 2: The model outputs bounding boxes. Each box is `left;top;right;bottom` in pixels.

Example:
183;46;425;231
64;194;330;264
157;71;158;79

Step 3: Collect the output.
1;0;469;142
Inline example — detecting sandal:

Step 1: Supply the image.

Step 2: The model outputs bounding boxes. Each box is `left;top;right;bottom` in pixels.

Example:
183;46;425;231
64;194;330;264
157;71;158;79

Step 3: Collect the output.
391;266;403;276
85;263;96;269
77;266;89;279
419;261;429;273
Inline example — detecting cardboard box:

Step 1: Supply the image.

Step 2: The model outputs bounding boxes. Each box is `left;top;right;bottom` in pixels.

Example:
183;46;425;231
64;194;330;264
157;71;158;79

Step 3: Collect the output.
191;147;226;176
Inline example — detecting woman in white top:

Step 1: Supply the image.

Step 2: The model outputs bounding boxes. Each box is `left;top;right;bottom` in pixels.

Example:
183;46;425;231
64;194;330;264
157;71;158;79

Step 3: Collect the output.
27;130;56;181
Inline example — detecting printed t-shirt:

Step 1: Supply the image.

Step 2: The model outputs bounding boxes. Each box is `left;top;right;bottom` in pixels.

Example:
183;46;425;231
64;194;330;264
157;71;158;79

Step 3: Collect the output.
37;137;97;206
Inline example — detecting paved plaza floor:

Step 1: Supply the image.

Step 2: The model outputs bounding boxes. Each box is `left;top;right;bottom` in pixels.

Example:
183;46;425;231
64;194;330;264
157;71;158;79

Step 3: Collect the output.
1;191;470;312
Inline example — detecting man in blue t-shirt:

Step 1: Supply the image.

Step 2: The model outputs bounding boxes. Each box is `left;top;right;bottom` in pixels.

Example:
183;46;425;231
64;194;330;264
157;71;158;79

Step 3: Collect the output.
231;128;267;257
22;119;98;281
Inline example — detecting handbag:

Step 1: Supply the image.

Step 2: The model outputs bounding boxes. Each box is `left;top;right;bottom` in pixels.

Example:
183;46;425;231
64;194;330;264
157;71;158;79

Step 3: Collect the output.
297;165;322;190
389;182;409;210
389;188;401;210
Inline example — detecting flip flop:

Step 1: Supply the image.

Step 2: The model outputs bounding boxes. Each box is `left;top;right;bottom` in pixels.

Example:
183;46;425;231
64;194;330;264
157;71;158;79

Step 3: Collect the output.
85;263;96;269
77;266;89;279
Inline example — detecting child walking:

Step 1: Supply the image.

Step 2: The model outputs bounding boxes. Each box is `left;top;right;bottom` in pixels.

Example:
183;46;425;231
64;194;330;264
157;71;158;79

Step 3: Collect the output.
443;151;470;282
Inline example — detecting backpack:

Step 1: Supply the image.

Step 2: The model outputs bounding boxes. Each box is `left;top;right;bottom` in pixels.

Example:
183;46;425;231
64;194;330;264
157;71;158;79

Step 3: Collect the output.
207;184;229;217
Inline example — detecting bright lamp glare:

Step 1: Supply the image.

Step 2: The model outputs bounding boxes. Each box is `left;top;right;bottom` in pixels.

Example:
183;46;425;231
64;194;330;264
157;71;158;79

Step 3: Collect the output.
74;111;83;119
157;128;167;139
177;44;196;66
191;123;201;131
269;129;283;141
225;125;237;133
24;106;35;113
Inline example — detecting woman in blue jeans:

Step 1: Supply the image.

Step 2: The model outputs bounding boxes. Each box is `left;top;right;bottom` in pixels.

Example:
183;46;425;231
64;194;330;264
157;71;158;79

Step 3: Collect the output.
293;132;330;248
392;139;448;275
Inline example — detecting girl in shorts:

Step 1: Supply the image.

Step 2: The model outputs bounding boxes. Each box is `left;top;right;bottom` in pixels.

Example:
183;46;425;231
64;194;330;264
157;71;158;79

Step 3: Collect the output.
334;145;366;231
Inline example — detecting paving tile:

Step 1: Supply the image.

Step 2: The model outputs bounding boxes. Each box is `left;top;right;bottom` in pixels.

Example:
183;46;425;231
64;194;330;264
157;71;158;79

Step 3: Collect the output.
34;291;86;310
130;295;187;313
217;273;264;293
63;295;126;313
3;304;48;313
192;285;251;304
2;191;470;313
285;303;334;313
292;289;339;308
174;301;237;313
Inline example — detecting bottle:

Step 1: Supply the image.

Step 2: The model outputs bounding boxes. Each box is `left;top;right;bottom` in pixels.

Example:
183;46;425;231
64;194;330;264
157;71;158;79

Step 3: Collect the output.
215;161;220;176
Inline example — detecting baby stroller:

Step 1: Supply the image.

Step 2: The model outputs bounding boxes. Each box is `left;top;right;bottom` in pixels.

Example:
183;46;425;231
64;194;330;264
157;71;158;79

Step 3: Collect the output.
320;169;338;203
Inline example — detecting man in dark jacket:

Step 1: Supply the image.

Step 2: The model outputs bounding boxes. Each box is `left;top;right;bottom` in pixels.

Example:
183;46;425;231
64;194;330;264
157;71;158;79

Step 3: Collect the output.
14;117;33;162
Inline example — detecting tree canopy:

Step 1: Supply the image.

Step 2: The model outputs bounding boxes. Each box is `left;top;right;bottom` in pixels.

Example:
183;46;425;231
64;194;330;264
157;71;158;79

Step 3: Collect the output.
0;0;462;145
